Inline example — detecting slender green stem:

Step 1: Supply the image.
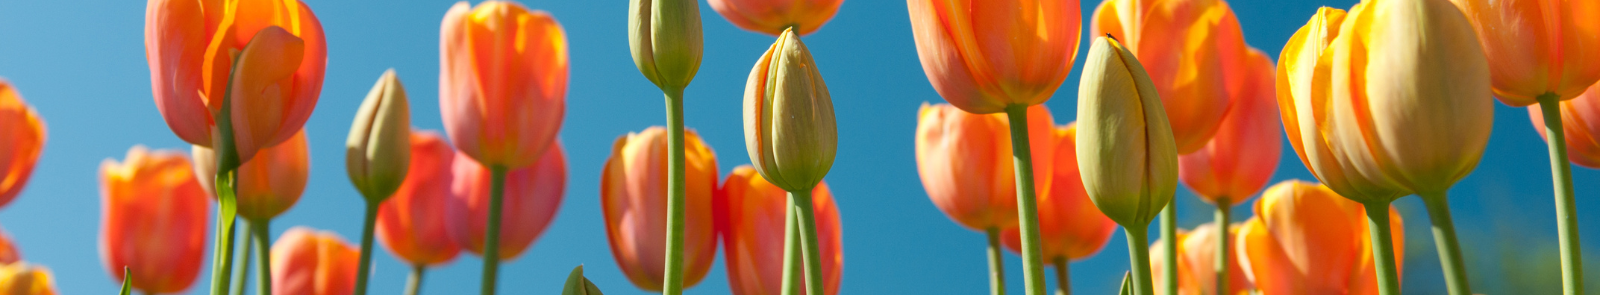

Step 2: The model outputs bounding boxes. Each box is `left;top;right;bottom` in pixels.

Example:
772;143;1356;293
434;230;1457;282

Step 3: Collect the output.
781;193;802;295
1053;257;1070;295
663;88;688;295
986;227;1007;295
1363;202;1401;295
209;168;239;295
1419;191;1470;295
231;219;252;295
1214;201;1230;295
353;201;381;295
480;166;508;295
406;265;425;295
792;189;824;295
1539;93;1584;295
252;219;272;295
1125;226;1154;295
1160;201;1176;295
1004;105;1046;295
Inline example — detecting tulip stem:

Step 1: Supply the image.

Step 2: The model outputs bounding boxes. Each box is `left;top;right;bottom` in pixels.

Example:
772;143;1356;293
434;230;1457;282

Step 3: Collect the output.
1418;191;1470;295
986;227;1007;295
1004;104;1047;295
1363;202;1401;295
1160;200;1176;295
1124;226;1155;295
406;264;425;295
252;219;272;295
1539;94;1584;295
480;166;508;295
792;189;825;295
782;194;803;295
1214;201;1231;295
232;219;252;295
1054;257;1070;295
662;87;689;295
209;59;245;295
354;201;380;295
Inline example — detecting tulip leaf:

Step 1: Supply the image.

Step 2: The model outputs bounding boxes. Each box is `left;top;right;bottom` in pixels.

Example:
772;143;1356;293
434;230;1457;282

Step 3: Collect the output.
119;267;132;295
562;265;604;295
1118;271;1132;295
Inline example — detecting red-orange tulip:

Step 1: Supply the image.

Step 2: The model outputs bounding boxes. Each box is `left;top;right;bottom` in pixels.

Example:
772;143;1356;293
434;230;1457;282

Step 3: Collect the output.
1235;180;1404;294
0;79;44;210
917;103;1054;231
1000;124;1116;263
271;227;358;295
99;147;208;294
600;127;719;291
0;227;17;265
193;130;309;221
445;143;566;260
377;131;462;267
708;0;844;35
1150;223;1251;295
720;165;843;295
1091;0;1249;153
440;1;569;169
1178;49;1279;205
1530;82;1600;168
1451;0;1600;105
906;0;1082;114
144;0;325;160
0;262;57;295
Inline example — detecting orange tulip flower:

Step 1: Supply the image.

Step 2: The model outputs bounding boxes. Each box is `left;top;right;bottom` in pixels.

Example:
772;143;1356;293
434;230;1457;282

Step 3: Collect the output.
144;0;325;160
193;130;309;221
1000;124;1115;264
708;0;844;35
445;143;566;260
1235;180;1404;294
906;0;1082;114
1149;223;1251;295
271;227;359;295
377;131;462;267
916;103;1055;231
0;227;17;265
439;1;569;169
0;79;44;210
719;165;843;295
1178;49;1279;206
1531;83;1600;168
99;147;209;294
1451;0;1600;105
0;262;57;295
599;127;719;291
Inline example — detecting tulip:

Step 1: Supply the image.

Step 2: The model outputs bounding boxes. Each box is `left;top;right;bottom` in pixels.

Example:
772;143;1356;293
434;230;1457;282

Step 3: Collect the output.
906;0;1082;114
193;131;310;221
1449;0;1600;106
377;131;462;295
1149;223;1251;295
445;143;566;260
1531;83;1600;169
0;227;17;265
0;80;44;210
720;165;843;295
440;1;568;170
708;0;844;35
1235;180;1404;295
629;0;703;93
1529;76;1600;295
340;69;414;295
99;147;209;294
0;262;57;295
1000;123;1117;295
600;127;719;291
272;227;359;295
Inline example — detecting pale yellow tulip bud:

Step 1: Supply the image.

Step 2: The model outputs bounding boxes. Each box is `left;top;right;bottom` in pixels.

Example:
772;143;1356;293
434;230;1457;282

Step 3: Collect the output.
743;28;837;192
630;0;703;92
346;69;412;201
1076;36;1178;227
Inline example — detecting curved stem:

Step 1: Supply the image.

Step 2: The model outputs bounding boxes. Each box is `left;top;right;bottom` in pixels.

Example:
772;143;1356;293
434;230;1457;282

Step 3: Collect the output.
353;201;380;295
252;219;272;295
1125;226;1154;295
1363;202;1402;295
480;166;508;295
231;219;252;295
663;88;688;295
781;192;802;295
987;227;1007;295
1539;94;1584;295
1053;257;1070;295
792;189;825;295
1004;105;1046;295
405;265;425;295
1419;191;1471;295
1214;202;1230;295
1160;201;1176;295
208;167;239;295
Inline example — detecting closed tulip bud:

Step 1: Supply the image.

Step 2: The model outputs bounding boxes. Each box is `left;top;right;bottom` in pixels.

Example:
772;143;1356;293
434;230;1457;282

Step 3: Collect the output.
440;1;568;170
630;0;703;91
193;131;310;221
377;131;462;267
744;28;837;193
272;227;359;295
1149;223;1251;295
1001;123;1116;263
1450;0;1600;105
0;227;17;265
445;143;566;260
916;103;1056;230
708;0;843;36
1531;83;1600;168
1076;36;1178;227
719;166;843;295
907;0;1082;114
601;127;719;291
0;262;57;295
1179;49;1279;205
0;79;44;209
99;147;208;294
347;69;412;201
1235;180;1404;294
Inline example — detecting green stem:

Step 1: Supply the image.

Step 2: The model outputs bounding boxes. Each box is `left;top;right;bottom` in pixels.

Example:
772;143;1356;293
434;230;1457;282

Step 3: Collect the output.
406;265;425;295
209;56;243;295
1054;257;1070;295
1160;200;1176;295
792;189;824;295
231;219;251;295
354;201;380;295
781;192;802;295
663;88;688;295
1004;104;1046;295
1125;226;1154;295
1539;93;1584;295
1363;202;1402;295
1419;191;1470;295
1214;202;1230;295
252;219;272;295
480;166;508;295
986;227;1007;295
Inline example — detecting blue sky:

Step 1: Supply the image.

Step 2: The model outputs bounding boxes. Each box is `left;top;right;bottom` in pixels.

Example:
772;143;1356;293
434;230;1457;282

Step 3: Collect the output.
0;0;1595;294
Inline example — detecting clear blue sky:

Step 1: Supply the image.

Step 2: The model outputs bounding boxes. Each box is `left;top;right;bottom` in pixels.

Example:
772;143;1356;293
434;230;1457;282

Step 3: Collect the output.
0;0;1594;294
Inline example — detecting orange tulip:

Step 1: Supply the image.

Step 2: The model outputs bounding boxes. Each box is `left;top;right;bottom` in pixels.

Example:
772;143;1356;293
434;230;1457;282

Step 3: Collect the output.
719;165;843;295
1532;83;1600;168
0;227;17;265
906;0;1082;114
1178;49;1279;205
0;79;44;210
271;227;359;295
1000;123;1115;263
1451;0;1600;105
377;131;462;267
439;1;569;169
1149;223;1251;295
98;147;209;294
1235;180;1404;294
916;103;1054;231
445;143;566;260
708;0;844;35
0;262;57;295
144;0;325;159
193;130;309;221
599;127;719;291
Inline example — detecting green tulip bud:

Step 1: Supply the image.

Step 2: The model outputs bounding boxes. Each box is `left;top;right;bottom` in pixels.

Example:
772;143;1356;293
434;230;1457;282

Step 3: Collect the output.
629;0;703;92
346;69;411;201
1076;36;1178;227
744;28;837;192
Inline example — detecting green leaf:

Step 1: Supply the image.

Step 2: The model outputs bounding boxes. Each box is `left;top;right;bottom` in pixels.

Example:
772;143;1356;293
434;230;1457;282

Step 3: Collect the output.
562;265;604;295
1118;271;1132;295
119;267;132;295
